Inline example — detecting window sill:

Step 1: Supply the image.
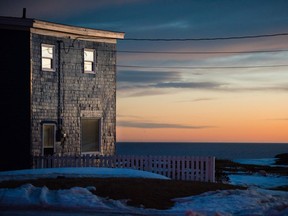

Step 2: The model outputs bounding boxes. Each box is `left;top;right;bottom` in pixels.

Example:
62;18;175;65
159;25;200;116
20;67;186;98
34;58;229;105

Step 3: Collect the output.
81;151;102;155
83;71;96;74
42;68;56;72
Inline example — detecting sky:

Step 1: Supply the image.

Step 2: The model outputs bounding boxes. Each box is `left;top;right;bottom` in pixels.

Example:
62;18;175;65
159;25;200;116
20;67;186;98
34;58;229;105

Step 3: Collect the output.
1;0;288;143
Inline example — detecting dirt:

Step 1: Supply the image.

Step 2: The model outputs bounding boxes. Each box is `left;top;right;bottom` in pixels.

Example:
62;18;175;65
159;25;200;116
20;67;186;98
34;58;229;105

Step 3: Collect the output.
0;177;245;210
1;157;287;210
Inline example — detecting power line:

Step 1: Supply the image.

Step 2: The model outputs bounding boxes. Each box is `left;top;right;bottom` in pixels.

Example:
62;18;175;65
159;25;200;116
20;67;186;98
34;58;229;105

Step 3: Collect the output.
59;62;288;70
117;64;288;69
62;47;288;54
117;49;288;55
123;32;288;41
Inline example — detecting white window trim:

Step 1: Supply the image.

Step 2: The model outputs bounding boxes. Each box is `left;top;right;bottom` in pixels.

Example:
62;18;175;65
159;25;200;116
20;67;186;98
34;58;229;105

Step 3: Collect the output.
41;44;55;71
80;117;102;154
84;48;96;73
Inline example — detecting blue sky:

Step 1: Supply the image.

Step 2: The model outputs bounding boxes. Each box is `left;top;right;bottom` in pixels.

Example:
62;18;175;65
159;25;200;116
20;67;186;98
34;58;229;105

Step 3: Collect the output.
1;0;288;142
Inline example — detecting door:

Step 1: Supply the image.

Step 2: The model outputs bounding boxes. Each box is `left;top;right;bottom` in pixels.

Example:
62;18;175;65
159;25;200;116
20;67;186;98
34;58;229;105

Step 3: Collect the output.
81;118;101;153
42;123;55;156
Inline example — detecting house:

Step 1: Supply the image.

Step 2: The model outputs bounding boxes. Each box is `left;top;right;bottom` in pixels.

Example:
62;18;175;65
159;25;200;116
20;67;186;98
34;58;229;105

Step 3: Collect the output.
0;14;124;171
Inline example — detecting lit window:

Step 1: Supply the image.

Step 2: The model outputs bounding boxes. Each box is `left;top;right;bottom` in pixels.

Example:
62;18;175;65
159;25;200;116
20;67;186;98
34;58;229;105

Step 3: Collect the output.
84;49;95;73
41;44;55;71
81;118;101;153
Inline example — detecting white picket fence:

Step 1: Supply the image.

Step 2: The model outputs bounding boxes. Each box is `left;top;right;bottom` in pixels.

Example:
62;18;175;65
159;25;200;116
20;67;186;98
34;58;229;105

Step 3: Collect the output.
32;155;215;182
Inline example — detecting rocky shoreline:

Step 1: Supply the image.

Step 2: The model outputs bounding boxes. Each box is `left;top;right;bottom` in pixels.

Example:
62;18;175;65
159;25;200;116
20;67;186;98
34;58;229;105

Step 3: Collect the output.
215;153;288;191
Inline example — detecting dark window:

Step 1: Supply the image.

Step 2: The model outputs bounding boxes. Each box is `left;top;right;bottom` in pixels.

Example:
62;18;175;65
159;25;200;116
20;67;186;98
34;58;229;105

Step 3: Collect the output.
42;123;55;156
81;118;101;152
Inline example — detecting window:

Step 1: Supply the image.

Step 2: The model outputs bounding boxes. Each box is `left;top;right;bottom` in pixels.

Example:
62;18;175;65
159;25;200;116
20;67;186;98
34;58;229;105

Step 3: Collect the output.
42;124;55;156
41;44;55;71
81;118;101;153
84;49;95;73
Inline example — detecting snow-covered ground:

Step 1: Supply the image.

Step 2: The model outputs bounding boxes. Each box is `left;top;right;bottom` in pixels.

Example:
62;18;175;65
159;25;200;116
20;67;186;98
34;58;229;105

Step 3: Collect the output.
234;158;288;167
234;158;277;166
229;158;288;189
229;173;288;189
0;160;288;216
0;167;170;182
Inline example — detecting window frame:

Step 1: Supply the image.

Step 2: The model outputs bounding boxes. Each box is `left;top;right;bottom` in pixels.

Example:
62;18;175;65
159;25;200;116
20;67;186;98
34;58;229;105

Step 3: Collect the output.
41;44;55;71
83;48;96;73
80;118;102;154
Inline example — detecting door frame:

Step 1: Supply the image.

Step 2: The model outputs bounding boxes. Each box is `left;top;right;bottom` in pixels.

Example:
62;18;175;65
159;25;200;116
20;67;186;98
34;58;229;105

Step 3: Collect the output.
80;117;102;154
41;122;56;156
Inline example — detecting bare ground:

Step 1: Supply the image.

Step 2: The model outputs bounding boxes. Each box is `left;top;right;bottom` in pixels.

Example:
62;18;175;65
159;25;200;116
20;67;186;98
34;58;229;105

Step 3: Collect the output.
0;177;244;210
0;158;287;210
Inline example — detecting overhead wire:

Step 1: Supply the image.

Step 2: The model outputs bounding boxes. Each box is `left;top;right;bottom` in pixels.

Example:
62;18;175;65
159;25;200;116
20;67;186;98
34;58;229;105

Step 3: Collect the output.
123;32;288;41
61;47;288;55
58;32;288;70
116;49;288;55
116;64;288;70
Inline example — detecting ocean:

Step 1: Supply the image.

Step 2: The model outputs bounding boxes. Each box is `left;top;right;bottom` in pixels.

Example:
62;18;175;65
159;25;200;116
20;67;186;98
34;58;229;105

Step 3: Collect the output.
116;142;288;160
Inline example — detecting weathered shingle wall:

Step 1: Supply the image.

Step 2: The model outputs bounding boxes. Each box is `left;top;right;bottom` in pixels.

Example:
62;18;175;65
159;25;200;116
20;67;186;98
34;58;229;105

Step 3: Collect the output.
31;34;116;156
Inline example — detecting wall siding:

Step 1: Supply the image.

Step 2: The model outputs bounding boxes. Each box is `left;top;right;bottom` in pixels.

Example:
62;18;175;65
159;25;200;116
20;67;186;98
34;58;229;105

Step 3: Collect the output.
31;34;116;156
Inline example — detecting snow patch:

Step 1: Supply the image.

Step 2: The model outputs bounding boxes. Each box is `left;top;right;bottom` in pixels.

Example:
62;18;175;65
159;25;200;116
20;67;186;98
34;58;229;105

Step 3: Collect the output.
234;158;288;167
170;188;288;216
229;173;288;188
0;166;288;215
1;185;287;216
0;167;170;182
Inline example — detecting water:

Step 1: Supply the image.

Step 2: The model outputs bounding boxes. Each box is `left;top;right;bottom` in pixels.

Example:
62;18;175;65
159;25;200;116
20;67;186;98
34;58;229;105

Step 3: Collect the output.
116;142;288;159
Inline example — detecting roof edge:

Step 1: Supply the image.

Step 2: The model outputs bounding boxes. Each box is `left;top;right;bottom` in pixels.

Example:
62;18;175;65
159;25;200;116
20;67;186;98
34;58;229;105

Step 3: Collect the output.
0;16;125;39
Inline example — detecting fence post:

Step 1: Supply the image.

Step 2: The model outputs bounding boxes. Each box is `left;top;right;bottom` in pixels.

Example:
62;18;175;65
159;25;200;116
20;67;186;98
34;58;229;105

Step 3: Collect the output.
207;156;215;182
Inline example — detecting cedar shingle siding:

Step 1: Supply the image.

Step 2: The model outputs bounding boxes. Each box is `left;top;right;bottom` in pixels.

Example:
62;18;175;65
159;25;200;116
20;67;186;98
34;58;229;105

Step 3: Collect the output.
0;16;124;171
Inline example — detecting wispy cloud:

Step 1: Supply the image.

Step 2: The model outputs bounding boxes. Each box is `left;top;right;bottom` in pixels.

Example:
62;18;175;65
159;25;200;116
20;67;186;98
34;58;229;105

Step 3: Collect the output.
120;89;169;97
153;81;224;89
117;121;215;129
178;98;217;103
219;85;288;92
266;118;288;121
117;70;226;95
117;70;179;83
192;98;216;102
117;114;143;119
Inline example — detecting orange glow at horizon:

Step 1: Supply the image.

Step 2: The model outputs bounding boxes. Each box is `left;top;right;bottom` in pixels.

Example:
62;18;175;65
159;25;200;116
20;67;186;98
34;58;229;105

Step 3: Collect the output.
116;89;288;143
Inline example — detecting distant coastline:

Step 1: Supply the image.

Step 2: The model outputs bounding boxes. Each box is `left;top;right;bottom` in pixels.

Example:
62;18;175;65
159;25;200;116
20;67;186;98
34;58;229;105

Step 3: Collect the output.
116;142;288;159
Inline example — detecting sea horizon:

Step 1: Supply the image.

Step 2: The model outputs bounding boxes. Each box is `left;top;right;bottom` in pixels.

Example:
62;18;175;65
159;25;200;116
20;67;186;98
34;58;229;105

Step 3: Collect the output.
116;142;288;160
117;141;288;144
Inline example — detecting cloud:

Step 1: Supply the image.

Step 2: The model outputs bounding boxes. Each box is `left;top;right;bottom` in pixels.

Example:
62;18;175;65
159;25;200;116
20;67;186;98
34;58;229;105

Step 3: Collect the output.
117;70;225;94
177;98;217;103
266;118;288;121
117;80;225;97
117;70;179;83
117;114;143;120
119;89;169;97
153;82;223;89
117;121;215;129
220;85;288;92
117;70;187;97
192;98;216;102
